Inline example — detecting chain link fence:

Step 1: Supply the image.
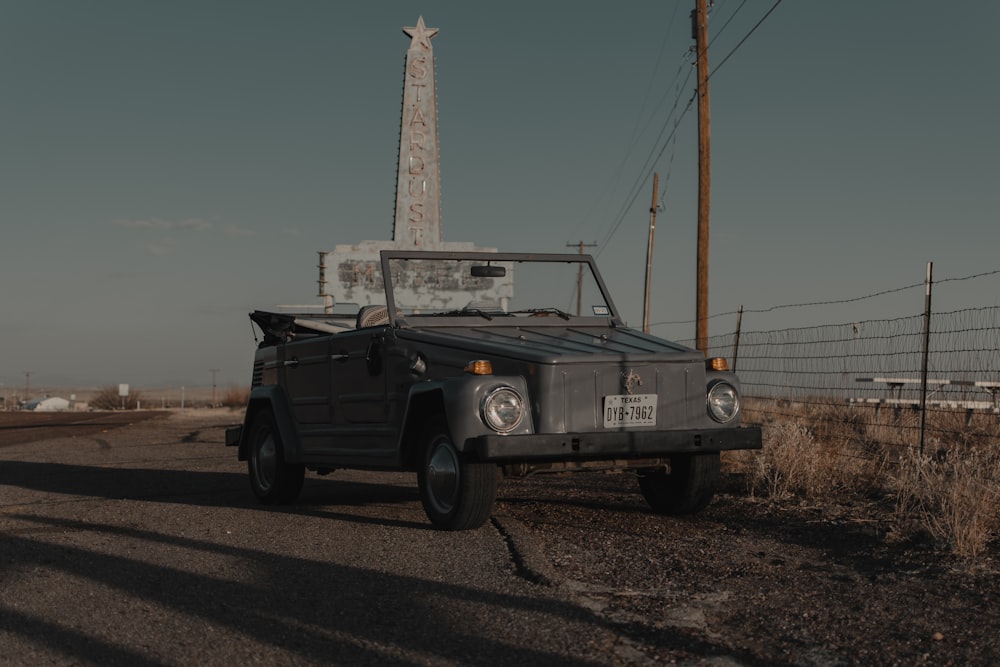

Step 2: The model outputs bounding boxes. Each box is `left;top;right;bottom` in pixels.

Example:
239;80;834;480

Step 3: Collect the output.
678;270;1000;455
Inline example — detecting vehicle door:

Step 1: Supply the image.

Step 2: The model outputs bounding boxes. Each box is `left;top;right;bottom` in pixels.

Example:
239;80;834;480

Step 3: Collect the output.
328;324;396;458
278;336;334;451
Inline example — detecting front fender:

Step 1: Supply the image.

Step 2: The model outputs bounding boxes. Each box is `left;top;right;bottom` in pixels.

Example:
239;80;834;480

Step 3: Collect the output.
706;370;745;427
401;375;533;455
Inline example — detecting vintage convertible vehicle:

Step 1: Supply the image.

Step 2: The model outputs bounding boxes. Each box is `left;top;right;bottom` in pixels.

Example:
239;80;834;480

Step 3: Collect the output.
226;250;762;529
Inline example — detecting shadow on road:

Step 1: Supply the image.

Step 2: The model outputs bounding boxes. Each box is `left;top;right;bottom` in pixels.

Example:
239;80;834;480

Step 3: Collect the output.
0;462;774;665
0;460;425;524
2;514;610;666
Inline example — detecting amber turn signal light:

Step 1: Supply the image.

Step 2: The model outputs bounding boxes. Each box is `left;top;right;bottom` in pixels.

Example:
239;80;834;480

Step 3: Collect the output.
705;357;729;371
465;360;494;375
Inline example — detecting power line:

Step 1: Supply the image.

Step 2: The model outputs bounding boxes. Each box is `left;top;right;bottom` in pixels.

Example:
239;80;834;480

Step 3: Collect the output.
598;74;696;256
595;0;784;258
584;48;693;251
710;0;784;80
571;7;685;245
708;0;749;48
628;3;682;148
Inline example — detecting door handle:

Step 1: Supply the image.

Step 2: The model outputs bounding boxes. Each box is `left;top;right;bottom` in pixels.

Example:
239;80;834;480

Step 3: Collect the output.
331;353;350;362
283;358;299;368
365;337;383;375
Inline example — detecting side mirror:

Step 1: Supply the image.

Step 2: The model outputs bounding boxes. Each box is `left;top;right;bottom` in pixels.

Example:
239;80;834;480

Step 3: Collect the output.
471;265;506;278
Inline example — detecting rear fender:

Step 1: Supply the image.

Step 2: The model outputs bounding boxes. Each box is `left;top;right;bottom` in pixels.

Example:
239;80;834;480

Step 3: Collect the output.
235;385;302;463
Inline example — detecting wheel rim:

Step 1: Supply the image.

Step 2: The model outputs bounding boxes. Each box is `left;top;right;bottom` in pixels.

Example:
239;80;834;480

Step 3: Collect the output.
426;437;460;515
252;430;278;493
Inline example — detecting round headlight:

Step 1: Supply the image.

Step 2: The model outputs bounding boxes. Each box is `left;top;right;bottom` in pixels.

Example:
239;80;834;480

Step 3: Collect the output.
481;386;524;433
707;381;740;423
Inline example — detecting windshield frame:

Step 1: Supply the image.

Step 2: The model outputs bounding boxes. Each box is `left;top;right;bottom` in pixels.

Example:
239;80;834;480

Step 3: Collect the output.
379;250;624;328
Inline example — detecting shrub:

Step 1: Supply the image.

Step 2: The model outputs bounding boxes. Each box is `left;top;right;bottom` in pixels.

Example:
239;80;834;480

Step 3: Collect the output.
738;396;1000;560
220;384;250;410
733;417;882;500
90;385;144;410
891;445;1000;558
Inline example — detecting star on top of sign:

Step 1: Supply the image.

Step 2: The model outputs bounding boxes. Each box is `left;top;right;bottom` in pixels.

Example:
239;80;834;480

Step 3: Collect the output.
403;16;439;50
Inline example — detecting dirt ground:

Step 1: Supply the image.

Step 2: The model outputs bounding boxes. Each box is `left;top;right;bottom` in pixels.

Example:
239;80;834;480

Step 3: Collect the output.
500;472;1000;666
2;410;998;665
0;411;167;448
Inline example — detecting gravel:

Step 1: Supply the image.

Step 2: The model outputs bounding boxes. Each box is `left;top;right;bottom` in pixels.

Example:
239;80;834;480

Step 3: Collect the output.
1;411;997;666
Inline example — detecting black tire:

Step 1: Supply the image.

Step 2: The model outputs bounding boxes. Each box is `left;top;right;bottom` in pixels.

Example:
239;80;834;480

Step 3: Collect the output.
247;410;304;505
638;453;720;515
417;417;498;530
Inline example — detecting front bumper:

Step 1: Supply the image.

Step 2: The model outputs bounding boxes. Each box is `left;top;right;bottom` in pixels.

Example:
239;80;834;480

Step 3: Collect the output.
471;426;762;462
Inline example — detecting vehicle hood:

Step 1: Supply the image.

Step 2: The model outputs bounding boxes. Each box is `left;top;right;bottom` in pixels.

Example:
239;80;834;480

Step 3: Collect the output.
396;325;704;365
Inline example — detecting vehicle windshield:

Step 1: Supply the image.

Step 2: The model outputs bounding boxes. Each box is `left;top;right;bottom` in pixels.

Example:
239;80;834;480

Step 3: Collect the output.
382;252;617;321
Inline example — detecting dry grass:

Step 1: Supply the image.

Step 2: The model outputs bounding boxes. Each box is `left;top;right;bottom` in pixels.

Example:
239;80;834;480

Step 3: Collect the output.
220;384;250;410
733;397;1000;559
891;446;1000;559
733;421;870;499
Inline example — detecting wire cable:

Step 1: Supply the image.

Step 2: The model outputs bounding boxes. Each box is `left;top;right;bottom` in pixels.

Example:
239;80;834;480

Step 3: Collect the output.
709;0;749;48
597;70;696;256
571;6;683;245
652;268;1000;327
710;0;784;79
596;0;784;257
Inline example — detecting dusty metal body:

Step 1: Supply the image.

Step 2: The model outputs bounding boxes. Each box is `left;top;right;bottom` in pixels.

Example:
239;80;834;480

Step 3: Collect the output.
227;250;761;529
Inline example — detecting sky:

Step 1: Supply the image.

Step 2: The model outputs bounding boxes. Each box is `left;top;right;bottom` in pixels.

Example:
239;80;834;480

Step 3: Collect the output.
2;1;999;392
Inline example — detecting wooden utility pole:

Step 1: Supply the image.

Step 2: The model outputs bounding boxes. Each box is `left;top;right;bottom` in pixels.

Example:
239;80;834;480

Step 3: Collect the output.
567;241;598;316
693;0;712;354
642;172;660;333
209;368;220;407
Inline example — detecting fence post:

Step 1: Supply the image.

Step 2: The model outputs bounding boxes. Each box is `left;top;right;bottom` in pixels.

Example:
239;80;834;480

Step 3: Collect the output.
732;305;743;371
919;261;933;454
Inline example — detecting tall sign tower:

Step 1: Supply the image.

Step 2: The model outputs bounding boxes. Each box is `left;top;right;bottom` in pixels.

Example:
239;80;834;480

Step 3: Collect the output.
393;16;442;247
322;16;496;308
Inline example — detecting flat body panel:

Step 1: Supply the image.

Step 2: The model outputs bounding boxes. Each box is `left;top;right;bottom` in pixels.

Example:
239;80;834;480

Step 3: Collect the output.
236;250;761;470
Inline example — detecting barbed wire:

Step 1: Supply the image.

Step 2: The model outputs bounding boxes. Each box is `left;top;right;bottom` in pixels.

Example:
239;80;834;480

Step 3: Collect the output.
653;267;1000;327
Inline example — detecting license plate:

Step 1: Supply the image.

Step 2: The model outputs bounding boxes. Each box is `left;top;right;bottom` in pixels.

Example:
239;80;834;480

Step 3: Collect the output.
603;394;657;427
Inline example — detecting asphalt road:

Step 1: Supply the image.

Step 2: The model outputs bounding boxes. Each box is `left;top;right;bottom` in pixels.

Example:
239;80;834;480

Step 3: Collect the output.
0;411;663;666
2;411;998;666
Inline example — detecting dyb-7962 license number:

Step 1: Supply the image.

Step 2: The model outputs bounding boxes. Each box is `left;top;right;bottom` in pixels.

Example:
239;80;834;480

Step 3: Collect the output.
603;394;656;428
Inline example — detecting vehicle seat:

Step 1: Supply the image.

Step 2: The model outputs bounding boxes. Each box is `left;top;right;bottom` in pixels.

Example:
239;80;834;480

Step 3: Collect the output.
356;305;389;328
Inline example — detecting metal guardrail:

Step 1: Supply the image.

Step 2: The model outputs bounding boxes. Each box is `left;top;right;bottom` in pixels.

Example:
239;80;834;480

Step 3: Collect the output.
851;377;1000;426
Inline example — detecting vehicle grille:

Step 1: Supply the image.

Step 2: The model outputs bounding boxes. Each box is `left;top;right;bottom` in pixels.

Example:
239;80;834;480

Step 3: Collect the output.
532;362;701;433
251;360;264;388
